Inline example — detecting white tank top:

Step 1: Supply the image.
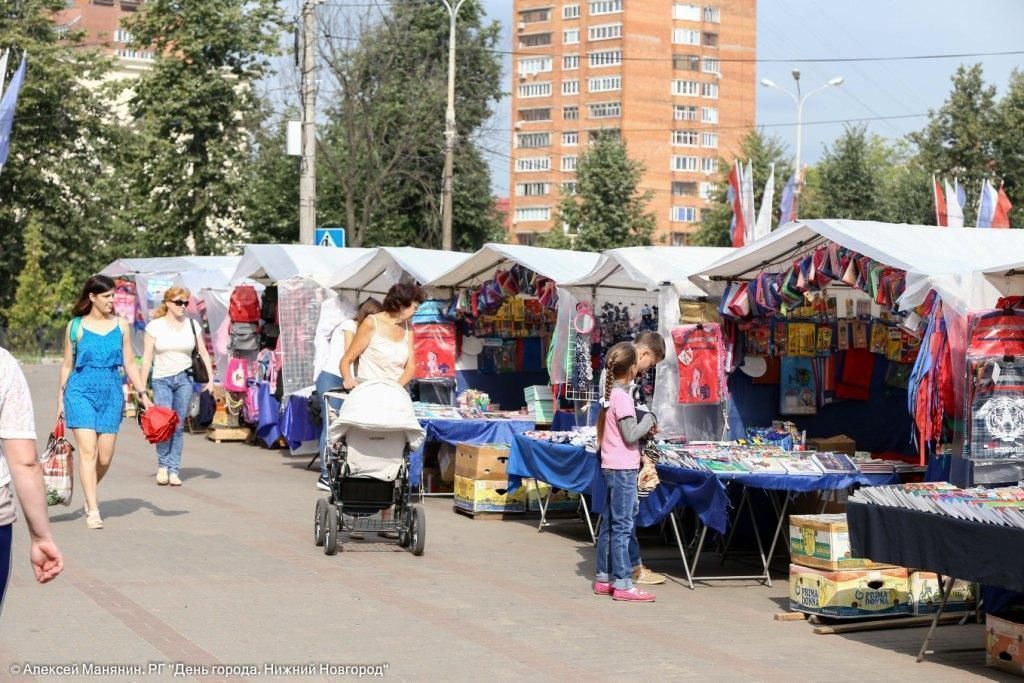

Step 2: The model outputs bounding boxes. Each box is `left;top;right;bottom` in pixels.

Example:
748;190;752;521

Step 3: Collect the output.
356;315;410;383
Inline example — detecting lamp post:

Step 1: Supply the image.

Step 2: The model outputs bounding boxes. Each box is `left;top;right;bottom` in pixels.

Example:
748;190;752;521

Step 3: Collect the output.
440;0;467;252
760;70;843;202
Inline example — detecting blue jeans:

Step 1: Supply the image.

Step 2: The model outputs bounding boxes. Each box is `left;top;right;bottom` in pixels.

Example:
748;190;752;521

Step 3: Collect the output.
152;371;194;474
316;371;344;478
595;468;639;590
0;523;11;619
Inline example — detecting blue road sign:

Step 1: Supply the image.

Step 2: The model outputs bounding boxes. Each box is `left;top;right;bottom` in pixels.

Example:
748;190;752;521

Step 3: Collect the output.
315;227;346;248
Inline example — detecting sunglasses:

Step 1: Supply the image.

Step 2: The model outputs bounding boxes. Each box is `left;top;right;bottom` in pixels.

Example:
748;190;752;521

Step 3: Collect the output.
169;300;189;306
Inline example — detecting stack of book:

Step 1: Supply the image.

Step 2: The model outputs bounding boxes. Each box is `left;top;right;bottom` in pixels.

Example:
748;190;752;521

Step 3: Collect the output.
851;483;1024;528
524;385;554;424
852;457;896;474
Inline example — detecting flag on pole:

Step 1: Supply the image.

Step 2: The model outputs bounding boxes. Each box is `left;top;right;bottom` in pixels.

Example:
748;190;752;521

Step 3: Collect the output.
0;49;10;100
779;171;798;226
993;182;1013;229
741;159;756;245
945;178;964;228
728;162;745;248
754;163;775;241
977;179;997;228
933;175;947;227
0;54;27;173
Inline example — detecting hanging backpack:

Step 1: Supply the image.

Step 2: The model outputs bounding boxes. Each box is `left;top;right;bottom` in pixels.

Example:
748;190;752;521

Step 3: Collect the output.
229;322;260;352
229;285;261;323
260;285;278;323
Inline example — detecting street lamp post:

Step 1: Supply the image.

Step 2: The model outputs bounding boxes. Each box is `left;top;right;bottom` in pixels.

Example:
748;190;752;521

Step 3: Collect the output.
760;70;843;204
440;0;467;252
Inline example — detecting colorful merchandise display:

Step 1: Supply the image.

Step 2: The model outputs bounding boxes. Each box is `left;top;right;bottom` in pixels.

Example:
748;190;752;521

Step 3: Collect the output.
671;323;725;405
851;482;1024;529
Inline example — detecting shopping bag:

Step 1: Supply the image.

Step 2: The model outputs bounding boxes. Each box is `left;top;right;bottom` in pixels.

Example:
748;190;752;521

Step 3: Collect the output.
224;357;250;393
41;417;74;507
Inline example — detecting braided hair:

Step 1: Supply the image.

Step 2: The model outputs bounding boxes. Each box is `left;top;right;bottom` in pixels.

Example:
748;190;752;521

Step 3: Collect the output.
596;342;638;446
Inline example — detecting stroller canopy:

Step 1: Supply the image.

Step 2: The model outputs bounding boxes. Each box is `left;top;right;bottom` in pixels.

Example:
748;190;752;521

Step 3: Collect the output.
328;380;425;450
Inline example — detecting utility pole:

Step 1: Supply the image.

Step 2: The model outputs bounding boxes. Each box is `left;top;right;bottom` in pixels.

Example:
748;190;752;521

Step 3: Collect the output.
440;0;467;252
299;0;321;245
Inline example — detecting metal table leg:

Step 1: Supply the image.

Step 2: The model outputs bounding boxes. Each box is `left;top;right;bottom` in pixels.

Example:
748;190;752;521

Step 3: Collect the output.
669;511;695;590
917;574;956;663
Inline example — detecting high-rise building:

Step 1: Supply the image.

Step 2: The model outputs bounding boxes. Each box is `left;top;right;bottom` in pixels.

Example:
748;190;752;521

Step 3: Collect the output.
54;0;154;79
508;0;756;246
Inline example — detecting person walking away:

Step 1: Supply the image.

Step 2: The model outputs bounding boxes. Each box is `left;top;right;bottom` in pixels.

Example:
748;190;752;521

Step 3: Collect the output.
0;348;63;618
594;343;657;602
140;288;214;487
59;275;152;529
339;284;424;539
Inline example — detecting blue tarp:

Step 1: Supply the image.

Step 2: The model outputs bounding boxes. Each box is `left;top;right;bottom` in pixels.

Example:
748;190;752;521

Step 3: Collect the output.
410;418;535;484
507;434;600;494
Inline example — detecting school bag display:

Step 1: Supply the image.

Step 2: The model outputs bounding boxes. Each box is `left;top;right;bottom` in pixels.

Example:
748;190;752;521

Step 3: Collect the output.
670;323;725;405
229;322;259;352
229;285;261;323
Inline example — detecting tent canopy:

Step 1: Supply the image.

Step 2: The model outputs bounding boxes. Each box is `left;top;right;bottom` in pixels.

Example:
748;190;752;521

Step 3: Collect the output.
230;245;372;287
691;219;1024;314
427;243;601;289
326;247;470;294
566;246;734;298
102;256;240;279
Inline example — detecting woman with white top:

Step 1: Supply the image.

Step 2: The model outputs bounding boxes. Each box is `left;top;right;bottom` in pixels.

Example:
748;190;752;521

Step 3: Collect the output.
140;287;214;487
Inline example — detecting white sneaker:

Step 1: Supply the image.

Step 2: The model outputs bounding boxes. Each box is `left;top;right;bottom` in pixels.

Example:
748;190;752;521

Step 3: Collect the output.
156;468;169;485
169;472;182;486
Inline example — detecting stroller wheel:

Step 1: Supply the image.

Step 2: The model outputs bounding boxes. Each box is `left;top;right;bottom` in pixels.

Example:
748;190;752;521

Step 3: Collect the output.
398;511;412;548
410;504;426;557
324;504;341;556
314;498;328;547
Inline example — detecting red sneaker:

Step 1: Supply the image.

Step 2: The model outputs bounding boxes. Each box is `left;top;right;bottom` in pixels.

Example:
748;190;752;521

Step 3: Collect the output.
593;581;613;596
612;587;656;602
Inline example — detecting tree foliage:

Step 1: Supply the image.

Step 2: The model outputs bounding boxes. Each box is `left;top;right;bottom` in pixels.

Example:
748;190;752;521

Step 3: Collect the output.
994;69;1024;228
236;102;300;244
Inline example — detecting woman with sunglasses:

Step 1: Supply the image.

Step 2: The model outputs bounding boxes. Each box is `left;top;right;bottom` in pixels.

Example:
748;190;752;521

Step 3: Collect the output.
140;287;214;487
60;275;153;529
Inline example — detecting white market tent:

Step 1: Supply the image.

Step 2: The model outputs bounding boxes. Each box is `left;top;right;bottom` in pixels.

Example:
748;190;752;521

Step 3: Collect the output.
230;244;373;287
427;243;601;289
566;246;734;298
102;256;241;279
691;219;1024;314
325;247;471;296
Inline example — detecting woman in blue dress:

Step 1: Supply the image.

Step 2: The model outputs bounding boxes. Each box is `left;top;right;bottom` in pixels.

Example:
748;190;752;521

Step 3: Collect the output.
58;275;151;529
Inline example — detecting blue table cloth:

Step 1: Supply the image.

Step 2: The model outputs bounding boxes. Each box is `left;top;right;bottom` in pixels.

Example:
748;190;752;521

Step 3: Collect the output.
507;433;600;494
709;471;900;491
551;410;578;433
410;418;535;484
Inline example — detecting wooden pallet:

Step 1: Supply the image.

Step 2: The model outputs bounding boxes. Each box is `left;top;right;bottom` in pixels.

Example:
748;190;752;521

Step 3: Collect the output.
205;426;251;444
453;506;526;521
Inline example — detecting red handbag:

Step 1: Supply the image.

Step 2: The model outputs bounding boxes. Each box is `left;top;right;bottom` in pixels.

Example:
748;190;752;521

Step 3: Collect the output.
138;406;180;444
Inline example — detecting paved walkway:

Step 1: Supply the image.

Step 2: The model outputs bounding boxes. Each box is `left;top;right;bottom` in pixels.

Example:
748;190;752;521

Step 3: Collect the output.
0;364;1008;681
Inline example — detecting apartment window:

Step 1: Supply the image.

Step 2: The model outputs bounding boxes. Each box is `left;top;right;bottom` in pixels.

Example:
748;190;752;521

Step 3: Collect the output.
516;157;551;172
701;82;719;99
561;181;578;195
563;105;580;120
673;29;701;45
561;156;578;172
115;48;154;60
672;181;698;196
672;80;700;96
561;80;579;96
516;232;538;246
704;32;719;47
562;131;579;146
672;130;699;146
700;157;719;173
520;33;552;47
672;3;701;21
671;155;698;172
517;132;551;148
701;132;719;148
519;107;552;122
588;101;621;118
114;28;133;43
518;82;552;98
588;128;620;141
589;0;623;16
671;206;698;222
563;54;580;70
516;182;551;197
563;29;580;44
588;75;621;93
563;4;581;19
704;6;721;22
588;23;623;41
702;58;720;74
518;57;553;75
519;8;551;23
589;50;623;67
674;104;698;121
702;106;719;123
516;207;552;222
673;54;699;71
699;181;715;199
671;232;689;246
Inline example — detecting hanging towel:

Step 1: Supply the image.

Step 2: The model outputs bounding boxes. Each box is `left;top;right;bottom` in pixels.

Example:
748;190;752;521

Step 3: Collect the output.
836;348;874;401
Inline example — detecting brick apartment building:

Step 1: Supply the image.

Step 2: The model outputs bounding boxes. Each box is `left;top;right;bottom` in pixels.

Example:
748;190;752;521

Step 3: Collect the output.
507;0;756;245
54;0;154;78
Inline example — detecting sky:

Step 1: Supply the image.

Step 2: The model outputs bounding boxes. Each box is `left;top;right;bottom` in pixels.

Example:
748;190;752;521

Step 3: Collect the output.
478;0;1024;198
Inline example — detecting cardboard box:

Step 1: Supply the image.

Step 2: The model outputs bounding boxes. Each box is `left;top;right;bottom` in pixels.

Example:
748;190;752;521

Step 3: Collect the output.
454;443;510;481
523;479;581;513
453;475;526;514
806;434;856;457
789;514;891;570
909;572;977;615
789;564;911;618
987;612;1024;676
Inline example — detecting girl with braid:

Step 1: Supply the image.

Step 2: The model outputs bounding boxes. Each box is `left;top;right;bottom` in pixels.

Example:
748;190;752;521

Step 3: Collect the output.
593;343;658;602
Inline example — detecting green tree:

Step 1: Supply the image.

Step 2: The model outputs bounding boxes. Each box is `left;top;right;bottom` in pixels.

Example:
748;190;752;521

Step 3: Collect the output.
122;0;284;255
811;124;889;221
544;134;655;252
993;69;1024;228
237;105;300;244
692;129;792;246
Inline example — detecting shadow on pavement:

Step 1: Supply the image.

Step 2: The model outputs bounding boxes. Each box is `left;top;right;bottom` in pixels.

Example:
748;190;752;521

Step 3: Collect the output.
178;467;221;481
49;498;189;522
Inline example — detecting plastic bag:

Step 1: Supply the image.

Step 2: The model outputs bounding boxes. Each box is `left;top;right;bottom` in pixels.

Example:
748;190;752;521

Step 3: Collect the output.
41;417;74;507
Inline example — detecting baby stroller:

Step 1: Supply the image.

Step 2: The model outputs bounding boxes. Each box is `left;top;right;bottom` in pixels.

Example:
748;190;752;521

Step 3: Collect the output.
313;379;427;556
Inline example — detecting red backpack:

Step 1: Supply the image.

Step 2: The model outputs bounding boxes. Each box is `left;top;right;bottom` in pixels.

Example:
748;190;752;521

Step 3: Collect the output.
229;286;261;323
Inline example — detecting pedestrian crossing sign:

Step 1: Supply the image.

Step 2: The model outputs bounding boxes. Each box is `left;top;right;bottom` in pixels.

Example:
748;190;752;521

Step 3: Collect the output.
315;228;346;248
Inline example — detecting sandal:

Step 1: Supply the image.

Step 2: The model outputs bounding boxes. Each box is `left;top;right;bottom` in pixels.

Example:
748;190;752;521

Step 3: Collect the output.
377;531;399;540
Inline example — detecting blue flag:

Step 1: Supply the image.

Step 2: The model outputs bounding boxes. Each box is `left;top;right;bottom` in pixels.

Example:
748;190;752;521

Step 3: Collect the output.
779;172;797;224
0;54;27;173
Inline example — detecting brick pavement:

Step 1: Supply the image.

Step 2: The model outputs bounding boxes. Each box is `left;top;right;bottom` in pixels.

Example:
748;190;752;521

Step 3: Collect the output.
0;364;1010;681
